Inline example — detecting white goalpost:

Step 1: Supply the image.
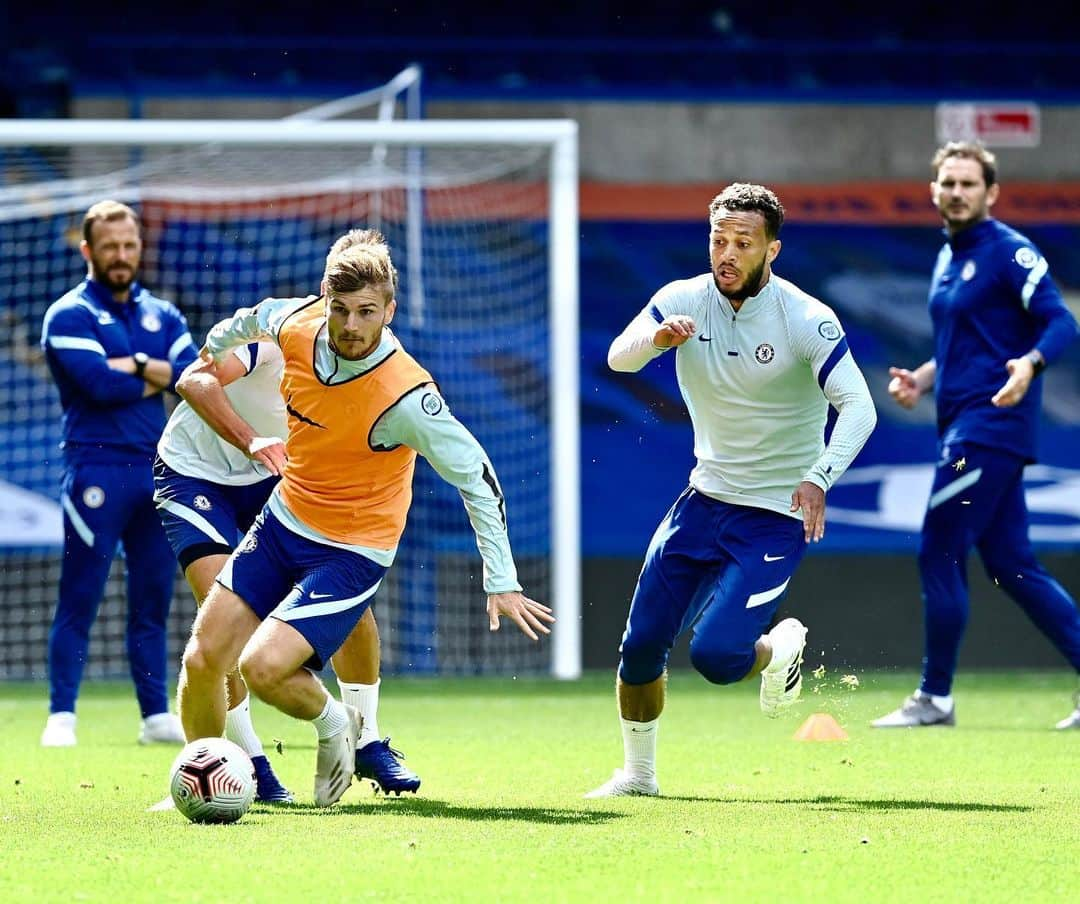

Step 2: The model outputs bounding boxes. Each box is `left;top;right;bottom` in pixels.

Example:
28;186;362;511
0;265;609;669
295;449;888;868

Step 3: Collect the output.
0;116;581;680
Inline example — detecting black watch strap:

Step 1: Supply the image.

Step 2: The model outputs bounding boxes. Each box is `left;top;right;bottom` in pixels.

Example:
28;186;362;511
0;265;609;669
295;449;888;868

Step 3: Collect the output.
1025;350;1046;375
133;353;149;378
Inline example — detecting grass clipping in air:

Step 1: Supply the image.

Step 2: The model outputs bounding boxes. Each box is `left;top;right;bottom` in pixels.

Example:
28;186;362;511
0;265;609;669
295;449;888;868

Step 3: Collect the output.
793;663;860;740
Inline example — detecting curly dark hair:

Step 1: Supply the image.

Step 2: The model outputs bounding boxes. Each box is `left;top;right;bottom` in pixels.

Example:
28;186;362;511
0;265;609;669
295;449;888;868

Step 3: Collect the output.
708;183;785;240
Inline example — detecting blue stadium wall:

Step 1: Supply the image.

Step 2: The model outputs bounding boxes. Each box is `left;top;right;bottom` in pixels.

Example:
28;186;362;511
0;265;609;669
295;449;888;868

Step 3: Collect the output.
2;182;1078;672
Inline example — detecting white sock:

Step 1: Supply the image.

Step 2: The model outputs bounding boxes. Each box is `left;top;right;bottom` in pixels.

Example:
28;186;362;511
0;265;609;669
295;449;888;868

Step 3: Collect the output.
311;695;348;741
225;696;265;759
930;694;953;712
620;717;658;780
338;679;380;749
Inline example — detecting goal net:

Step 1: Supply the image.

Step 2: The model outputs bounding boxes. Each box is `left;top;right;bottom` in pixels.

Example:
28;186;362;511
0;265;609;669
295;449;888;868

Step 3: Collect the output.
0;117;580;683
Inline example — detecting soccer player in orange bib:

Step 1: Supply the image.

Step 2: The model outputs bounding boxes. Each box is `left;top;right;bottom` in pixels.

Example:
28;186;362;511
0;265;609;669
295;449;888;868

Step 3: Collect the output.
176;231;553;807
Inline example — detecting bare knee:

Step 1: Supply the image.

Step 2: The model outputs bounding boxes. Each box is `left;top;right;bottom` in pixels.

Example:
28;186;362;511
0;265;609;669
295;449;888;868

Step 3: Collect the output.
182;636;228;681
238;648;281;699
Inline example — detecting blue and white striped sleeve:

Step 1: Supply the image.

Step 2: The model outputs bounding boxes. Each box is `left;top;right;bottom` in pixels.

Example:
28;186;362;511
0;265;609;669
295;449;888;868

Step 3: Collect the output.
795;307;877;491
40;304;144;404
230;343;260;375
1004;243;1079;365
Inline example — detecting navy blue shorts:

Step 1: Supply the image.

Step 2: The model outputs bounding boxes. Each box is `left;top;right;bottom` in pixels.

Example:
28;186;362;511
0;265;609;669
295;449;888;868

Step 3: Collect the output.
218;506;387;669
153;457;279;570
619;488;808;685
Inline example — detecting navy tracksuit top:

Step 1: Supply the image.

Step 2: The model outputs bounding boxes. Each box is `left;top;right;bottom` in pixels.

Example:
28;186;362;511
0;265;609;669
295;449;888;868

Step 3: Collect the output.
929;218;1079;462
40;278;198;467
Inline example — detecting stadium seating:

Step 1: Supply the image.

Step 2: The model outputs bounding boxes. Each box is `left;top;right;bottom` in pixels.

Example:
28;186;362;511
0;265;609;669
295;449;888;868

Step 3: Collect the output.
4;3;1080;113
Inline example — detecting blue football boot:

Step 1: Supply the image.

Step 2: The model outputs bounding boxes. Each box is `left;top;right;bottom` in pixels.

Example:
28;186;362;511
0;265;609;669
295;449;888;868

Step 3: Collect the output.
252;754;295;803
354;738;421;795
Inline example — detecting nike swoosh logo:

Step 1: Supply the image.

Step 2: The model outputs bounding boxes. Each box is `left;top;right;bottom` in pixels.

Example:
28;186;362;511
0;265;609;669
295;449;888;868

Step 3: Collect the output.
629;727;654;733
698;335;712;342
286;393;327;430
309;591;333;600
763;554;785;562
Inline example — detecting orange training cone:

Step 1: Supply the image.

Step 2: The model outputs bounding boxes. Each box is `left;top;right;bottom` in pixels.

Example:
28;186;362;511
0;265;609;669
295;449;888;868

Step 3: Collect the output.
793;712;849;741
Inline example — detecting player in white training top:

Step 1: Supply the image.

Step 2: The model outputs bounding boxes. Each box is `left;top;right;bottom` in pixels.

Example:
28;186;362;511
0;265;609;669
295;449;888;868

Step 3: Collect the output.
587;183;877;798
154;339;294;801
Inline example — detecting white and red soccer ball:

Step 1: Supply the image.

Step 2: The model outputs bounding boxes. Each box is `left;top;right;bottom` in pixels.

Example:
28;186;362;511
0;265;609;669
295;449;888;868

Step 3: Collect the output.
169;738;256;824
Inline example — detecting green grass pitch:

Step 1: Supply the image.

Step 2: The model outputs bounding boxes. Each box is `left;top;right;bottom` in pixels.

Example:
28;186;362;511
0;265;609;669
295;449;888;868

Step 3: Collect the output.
1;671;1076;903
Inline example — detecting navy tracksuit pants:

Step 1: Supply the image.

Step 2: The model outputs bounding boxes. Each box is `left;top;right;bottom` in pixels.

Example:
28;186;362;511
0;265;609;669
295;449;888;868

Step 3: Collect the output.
49;461;177;717
919;442;1080;695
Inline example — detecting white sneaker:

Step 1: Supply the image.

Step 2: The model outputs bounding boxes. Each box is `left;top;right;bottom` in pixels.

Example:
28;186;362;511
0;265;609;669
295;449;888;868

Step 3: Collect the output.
138;712;186;745
760;617;808;717
584;768;660;799
1054;692;1080;730
872;691;955;728
314;704;361;807
41;712;77;747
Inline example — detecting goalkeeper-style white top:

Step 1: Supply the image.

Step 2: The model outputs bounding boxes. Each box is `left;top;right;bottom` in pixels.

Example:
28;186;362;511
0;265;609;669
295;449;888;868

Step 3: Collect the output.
608;272;877;519
157;341;287;485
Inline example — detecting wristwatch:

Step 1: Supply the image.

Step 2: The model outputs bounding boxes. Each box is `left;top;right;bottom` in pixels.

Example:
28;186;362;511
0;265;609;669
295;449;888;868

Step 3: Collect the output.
1024;350;1046;376
132;352;149;378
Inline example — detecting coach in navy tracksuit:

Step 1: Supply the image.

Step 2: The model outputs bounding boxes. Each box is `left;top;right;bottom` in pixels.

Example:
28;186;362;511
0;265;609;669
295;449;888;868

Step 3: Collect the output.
38;200;198;747
874;142;1080;730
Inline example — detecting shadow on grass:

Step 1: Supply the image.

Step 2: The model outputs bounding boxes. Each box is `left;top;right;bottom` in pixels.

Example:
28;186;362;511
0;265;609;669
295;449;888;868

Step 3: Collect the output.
663;794;1032;813
273;797;626;825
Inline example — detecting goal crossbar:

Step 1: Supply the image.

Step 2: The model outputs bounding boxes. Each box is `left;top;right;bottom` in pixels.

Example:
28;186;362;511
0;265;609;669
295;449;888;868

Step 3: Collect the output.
0;119;578;146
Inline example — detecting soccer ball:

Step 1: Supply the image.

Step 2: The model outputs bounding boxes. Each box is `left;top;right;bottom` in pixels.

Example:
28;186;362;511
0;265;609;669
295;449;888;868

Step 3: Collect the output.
169;737;256;824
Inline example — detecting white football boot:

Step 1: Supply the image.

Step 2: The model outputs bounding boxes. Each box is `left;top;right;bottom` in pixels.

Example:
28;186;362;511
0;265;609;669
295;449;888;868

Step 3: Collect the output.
759;618;808;717
584;768;660;799
872;691;955;728
41;711;77;747
138;712;186;745
314;704;361;807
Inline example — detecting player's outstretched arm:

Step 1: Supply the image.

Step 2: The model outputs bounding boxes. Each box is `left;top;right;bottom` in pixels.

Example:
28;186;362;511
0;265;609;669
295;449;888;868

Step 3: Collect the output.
487;591;555;641
176;350;287;475
373;384;554;638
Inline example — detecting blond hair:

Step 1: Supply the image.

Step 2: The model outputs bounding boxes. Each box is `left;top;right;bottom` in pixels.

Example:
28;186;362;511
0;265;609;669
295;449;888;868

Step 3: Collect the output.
82;200;140;245
324;236;397;303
